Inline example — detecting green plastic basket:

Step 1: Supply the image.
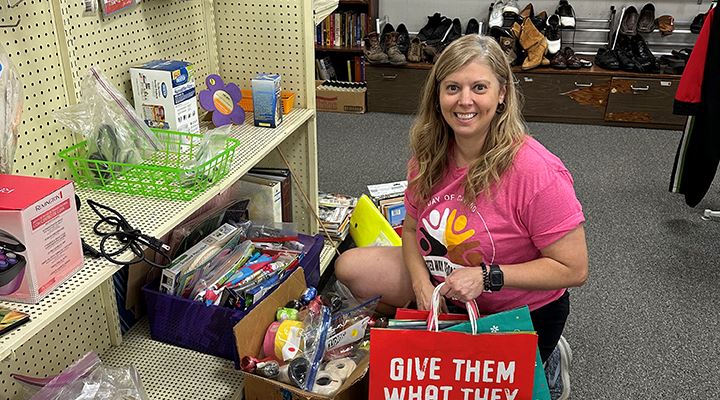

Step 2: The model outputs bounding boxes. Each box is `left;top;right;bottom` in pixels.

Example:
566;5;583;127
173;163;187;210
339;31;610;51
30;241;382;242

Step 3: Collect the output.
59;129;240;201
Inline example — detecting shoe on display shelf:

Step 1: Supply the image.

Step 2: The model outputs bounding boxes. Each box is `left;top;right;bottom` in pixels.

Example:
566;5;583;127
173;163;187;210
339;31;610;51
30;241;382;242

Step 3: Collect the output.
546;14;561;55
489;1;506;27
637;3;656;33
417;12;442;42
380;23;395;52
563;47;582;69
555;0;575;29
363;32;389;64
466;18;480;35
395;23;410;55
595;47;620;70
619;5;639;36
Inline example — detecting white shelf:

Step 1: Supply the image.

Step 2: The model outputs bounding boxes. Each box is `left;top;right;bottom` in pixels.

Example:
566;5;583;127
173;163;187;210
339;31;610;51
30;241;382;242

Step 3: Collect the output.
0;109;314;362
101;319;243;400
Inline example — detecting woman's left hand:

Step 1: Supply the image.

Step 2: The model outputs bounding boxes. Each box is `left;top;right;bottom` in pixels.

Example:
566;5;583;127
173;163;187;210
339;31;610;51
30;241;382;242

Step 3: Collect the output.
442;267;486;302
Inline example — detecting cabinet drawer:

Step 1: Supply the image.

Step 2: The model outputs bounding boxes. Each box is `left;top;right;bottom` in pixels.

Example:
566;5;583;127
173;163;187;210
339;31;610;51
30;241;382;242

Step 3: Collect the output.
366;66;429;114
605;78;685;126
518;73;610;120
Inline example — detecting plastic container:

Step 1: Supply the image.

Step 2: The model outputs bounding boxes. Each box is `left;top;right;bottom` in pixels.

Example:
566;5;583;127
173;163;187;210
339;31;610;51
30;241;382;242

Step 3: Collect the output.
142;233;324;363
59;129;240;201
239;90;296;115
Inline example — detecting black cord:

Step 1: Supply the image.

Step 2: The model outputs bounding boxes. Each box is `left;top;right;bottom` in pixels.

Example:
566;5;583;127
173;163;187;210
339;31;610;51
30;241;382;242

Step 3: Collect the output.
86;199;172;268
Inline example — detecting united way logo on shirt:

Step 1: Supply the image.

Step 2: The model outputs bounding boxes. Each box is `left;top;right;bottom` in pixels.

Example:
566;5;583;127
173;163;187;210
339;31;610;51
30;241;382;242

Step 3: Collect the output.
418;204;492;276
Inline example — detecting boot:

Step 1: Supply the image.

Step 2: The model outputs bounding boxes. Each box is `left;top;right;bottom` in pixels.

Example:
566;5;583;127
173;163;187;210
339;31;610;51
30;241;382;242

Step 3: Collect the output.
363;32;388;64
519;17;547;70
380;23;395;53
418;13;442;42
396;23;410;55
490;26;518;65
407;37;424;63
385;32;407;65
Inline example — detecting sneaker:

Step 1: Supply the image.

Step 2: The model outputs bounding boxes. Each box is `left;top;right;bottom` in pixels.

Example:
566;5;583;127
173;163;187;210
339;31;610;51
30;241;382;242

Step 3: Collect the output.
545;336;572;400
380;23;395;52
489;1;505;27
503;0;520;15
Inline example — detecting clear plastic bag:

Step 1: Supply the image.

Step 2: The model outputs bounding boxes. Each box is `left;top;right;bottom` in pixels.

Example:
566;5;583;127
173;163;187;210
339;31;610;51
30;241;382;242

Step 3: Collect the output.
54;67;159;170
0;43;23;174
29;352;148;400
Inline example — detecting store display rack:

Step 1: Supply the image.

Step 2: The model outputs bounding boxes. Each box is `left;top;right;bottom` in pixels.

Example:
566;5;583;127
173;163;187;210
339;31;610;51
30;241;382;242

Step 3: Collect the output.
0;0;322;398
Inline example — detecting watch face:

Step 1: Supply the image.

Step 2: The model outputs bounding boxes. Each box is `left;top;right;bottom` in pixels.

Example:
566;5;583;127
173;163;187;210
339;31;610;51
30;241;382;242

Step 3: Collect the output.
490;272;503;286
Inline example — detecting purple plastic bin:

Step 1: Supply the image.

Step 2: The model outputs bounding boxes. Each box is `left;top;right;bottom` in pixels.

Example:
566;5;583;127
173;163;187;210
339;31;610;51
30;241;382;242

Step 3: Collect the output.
143;233;323;363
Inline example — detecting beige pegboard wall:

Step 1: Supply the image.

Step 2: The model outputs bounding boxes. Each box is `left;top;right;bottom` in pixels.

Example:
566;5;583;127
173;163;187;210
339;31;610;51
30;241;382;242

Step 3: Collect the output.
1;1;74;178
0;287;114;400
58;0;217;103
213;0;311;107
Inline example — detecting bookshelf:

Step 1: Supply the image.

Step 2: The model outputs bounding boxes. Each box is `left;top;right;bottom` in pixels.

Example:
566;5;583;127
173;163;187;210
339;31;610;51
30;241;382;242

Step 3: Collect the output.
315;0;378;81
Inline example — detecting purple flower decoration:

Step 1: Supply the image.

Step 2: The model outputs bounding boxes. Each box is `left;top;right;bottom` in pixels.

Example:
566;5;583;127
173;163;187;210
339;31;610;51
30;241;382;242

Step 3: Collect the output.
199;74;245;127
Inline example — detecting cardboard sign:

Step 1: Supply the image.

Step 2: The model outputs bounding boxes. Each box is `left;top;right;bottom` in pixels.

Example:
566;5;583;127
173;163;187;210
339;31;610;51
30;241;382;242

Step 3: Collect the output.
369;330;537;400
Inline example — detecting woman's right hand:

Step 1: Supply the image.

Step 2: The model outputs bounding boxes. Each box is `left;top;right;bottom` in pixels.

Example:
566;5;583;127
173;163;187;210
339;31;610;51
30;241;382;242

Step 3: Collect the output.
413;280;447;312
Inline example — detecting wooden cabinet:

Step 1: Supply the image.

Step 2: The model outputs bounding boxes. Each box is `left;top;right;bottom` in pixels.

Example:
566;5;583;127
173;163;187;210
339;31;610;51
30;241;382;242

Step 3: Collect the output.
364;62;686;130
366;64;429;114
605;77;686;127
518;74;611;122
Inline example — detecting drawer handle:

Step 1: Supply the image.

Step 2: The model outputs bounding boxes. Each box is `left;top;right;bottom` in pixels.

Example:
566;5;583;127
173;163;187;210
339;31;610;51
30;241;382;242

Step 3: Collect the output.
382;74;398;81
631;85;649;91
574;82;593;87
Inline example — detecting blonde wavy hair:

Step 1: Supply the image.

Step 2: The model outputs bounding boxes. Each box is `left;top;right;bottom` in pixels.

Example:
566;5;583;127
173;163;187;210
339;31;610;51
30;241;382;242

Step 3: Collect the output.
409;34;527;206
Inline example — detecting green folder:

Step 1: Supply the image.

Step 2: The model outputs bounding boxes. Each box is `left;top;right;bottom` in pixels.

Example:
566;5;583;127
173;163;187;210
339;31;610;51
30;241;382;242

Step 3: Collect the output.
444;305;551;400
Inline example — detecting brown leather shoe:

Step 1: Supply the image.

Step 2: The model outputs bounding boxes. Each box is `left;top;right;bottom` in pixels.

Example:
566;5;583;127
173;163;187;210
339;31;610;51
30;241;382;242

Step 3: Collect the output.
620;6;639;36
550;51;567;69
637;3;656;33
563;47;582;69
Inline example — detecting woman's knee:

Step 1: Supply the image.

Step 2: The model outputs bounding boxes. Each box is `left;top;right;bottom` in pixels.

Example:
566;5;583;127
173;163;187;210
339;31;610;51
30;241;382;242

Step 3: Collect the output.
334;247;365;285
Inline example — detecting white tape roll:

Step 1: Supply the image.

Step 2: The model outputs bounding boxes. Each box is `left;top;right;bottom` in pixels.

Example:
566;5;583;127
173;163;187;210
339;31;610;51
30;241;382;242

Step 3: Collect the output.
311;371;342;395
325;358;357;382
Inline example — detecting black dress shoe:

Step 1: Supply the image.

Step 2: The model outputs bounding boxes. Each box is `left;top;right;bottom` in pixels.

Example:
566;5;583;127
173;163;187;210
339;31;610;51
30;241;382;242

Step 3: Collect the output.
620;6;639;36
690;12;705;34
555;0;576;28
466;18;480;34
631;34;656;71
615;35;640;71
637;3;656;33
595;47;620;70
443;18;462;43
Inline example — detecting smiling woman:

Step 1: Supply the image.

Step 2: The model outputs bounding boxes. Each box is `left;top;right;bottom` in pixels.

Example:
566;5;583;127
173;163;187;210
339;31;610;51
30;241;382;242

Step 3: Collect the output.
334;35;588;400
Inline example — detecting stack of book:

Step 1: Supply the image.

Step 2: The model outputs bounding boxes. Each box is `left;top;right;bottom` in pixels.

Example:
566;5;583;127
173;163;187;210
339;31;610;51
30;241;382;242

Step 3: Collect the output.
367;180;407;228
318;192;357;242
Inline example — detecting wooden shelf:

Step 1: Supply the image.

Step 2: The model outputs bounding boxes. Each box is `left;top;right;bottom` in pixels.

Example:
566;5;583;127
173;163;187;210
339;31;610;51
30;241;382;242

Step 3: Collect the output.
315;44;364;53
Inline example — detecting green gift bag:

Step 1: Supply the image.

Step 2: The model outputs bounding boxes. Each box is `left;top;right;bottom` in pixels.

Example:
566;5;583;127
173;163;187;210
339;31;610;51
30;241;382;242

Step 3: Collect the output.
444;306;551;400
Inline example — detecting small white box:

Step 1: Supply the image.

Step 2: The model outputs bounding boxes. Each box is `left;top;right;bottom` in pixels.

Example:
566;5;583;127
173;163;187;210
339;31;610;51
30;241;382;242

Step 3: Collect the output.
0;174;84;304
252;73;283;128
130;60;200;134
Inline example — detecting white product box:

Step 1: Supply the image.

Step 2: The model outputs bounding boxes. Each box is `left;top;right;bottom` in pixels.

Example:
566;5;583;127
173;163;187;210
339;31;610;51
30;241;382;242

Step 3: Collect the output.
0;174;84;304
251;73;283;128
130;60;200;134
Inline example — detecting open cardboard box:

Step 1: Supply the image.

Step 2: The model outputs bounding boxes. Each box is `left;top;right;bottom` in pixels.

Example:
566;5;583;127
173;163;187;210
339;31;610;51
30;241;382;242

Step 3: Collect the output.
234;268;369;400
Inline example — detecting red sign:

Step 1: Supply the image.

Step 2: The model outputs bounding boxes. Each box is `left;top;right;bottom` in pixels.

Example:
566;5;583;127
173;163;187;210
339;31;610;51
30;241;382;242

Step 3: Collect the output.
370;330;537;400
103;0;136;16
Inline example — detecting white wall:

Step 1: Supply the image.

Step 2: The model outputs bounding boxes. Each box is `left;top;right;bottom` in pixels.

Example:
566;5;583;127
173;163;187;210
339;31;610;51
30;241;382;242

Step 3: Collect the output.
380;0;710;33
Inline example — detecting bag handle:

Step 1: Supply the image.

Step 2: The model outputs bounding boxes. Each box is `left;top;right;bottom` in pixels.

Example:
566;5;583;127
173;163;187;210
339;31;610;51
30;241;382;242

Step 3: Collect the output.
428;282;479;334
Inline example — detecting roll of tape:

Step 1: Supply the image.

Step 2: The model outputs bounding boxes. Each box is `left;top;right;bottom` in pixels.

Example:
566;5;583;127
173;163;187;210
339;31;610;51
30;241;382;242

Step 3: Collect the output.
325;357;357;382
277;363;292;384
274;320;304;361
256;360;280;379
289;357;310;388
311;371;342;395
263;321;281;359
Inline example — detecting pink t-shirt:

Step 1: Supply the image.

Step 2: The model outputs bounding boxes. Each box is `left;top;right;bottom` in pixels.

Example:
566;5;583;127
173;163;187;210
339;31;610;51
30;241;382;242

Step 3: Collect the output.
404;136;585;313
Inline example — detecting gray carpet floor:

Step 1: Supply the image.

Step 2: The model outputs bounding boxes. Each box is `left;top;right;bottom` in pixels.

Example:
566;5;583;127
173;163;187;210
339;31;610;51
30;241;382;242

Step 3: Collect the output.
317;111;720;399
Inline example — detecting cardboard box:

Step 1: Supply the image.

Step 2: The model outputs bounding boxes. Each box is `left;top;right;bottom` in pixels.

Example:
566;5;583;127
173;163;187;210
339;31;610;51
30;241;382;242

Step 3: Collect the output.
0;174;84;303
234;268;369;400
252;73;283;128
315;81;366;114
130;60;200;133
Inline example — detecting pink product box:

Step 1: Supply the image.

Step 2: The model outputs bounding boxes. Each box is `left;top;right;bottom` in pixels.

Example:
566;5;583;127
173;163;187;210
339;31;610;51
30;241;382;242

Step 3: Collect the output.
0;174;84;304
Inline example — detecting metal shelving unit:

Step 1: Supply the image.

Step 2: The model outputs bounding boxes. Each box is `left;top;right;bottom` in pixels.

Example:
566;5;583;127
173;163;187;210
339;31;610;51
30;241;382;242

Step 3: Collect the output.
0;1;320;398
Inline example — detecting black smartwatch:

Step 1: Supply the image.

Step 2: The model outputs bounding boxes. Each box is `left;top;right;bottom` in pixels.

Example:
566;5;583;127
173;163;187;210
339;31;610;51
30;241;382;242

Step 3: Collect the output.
481;263;504;292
